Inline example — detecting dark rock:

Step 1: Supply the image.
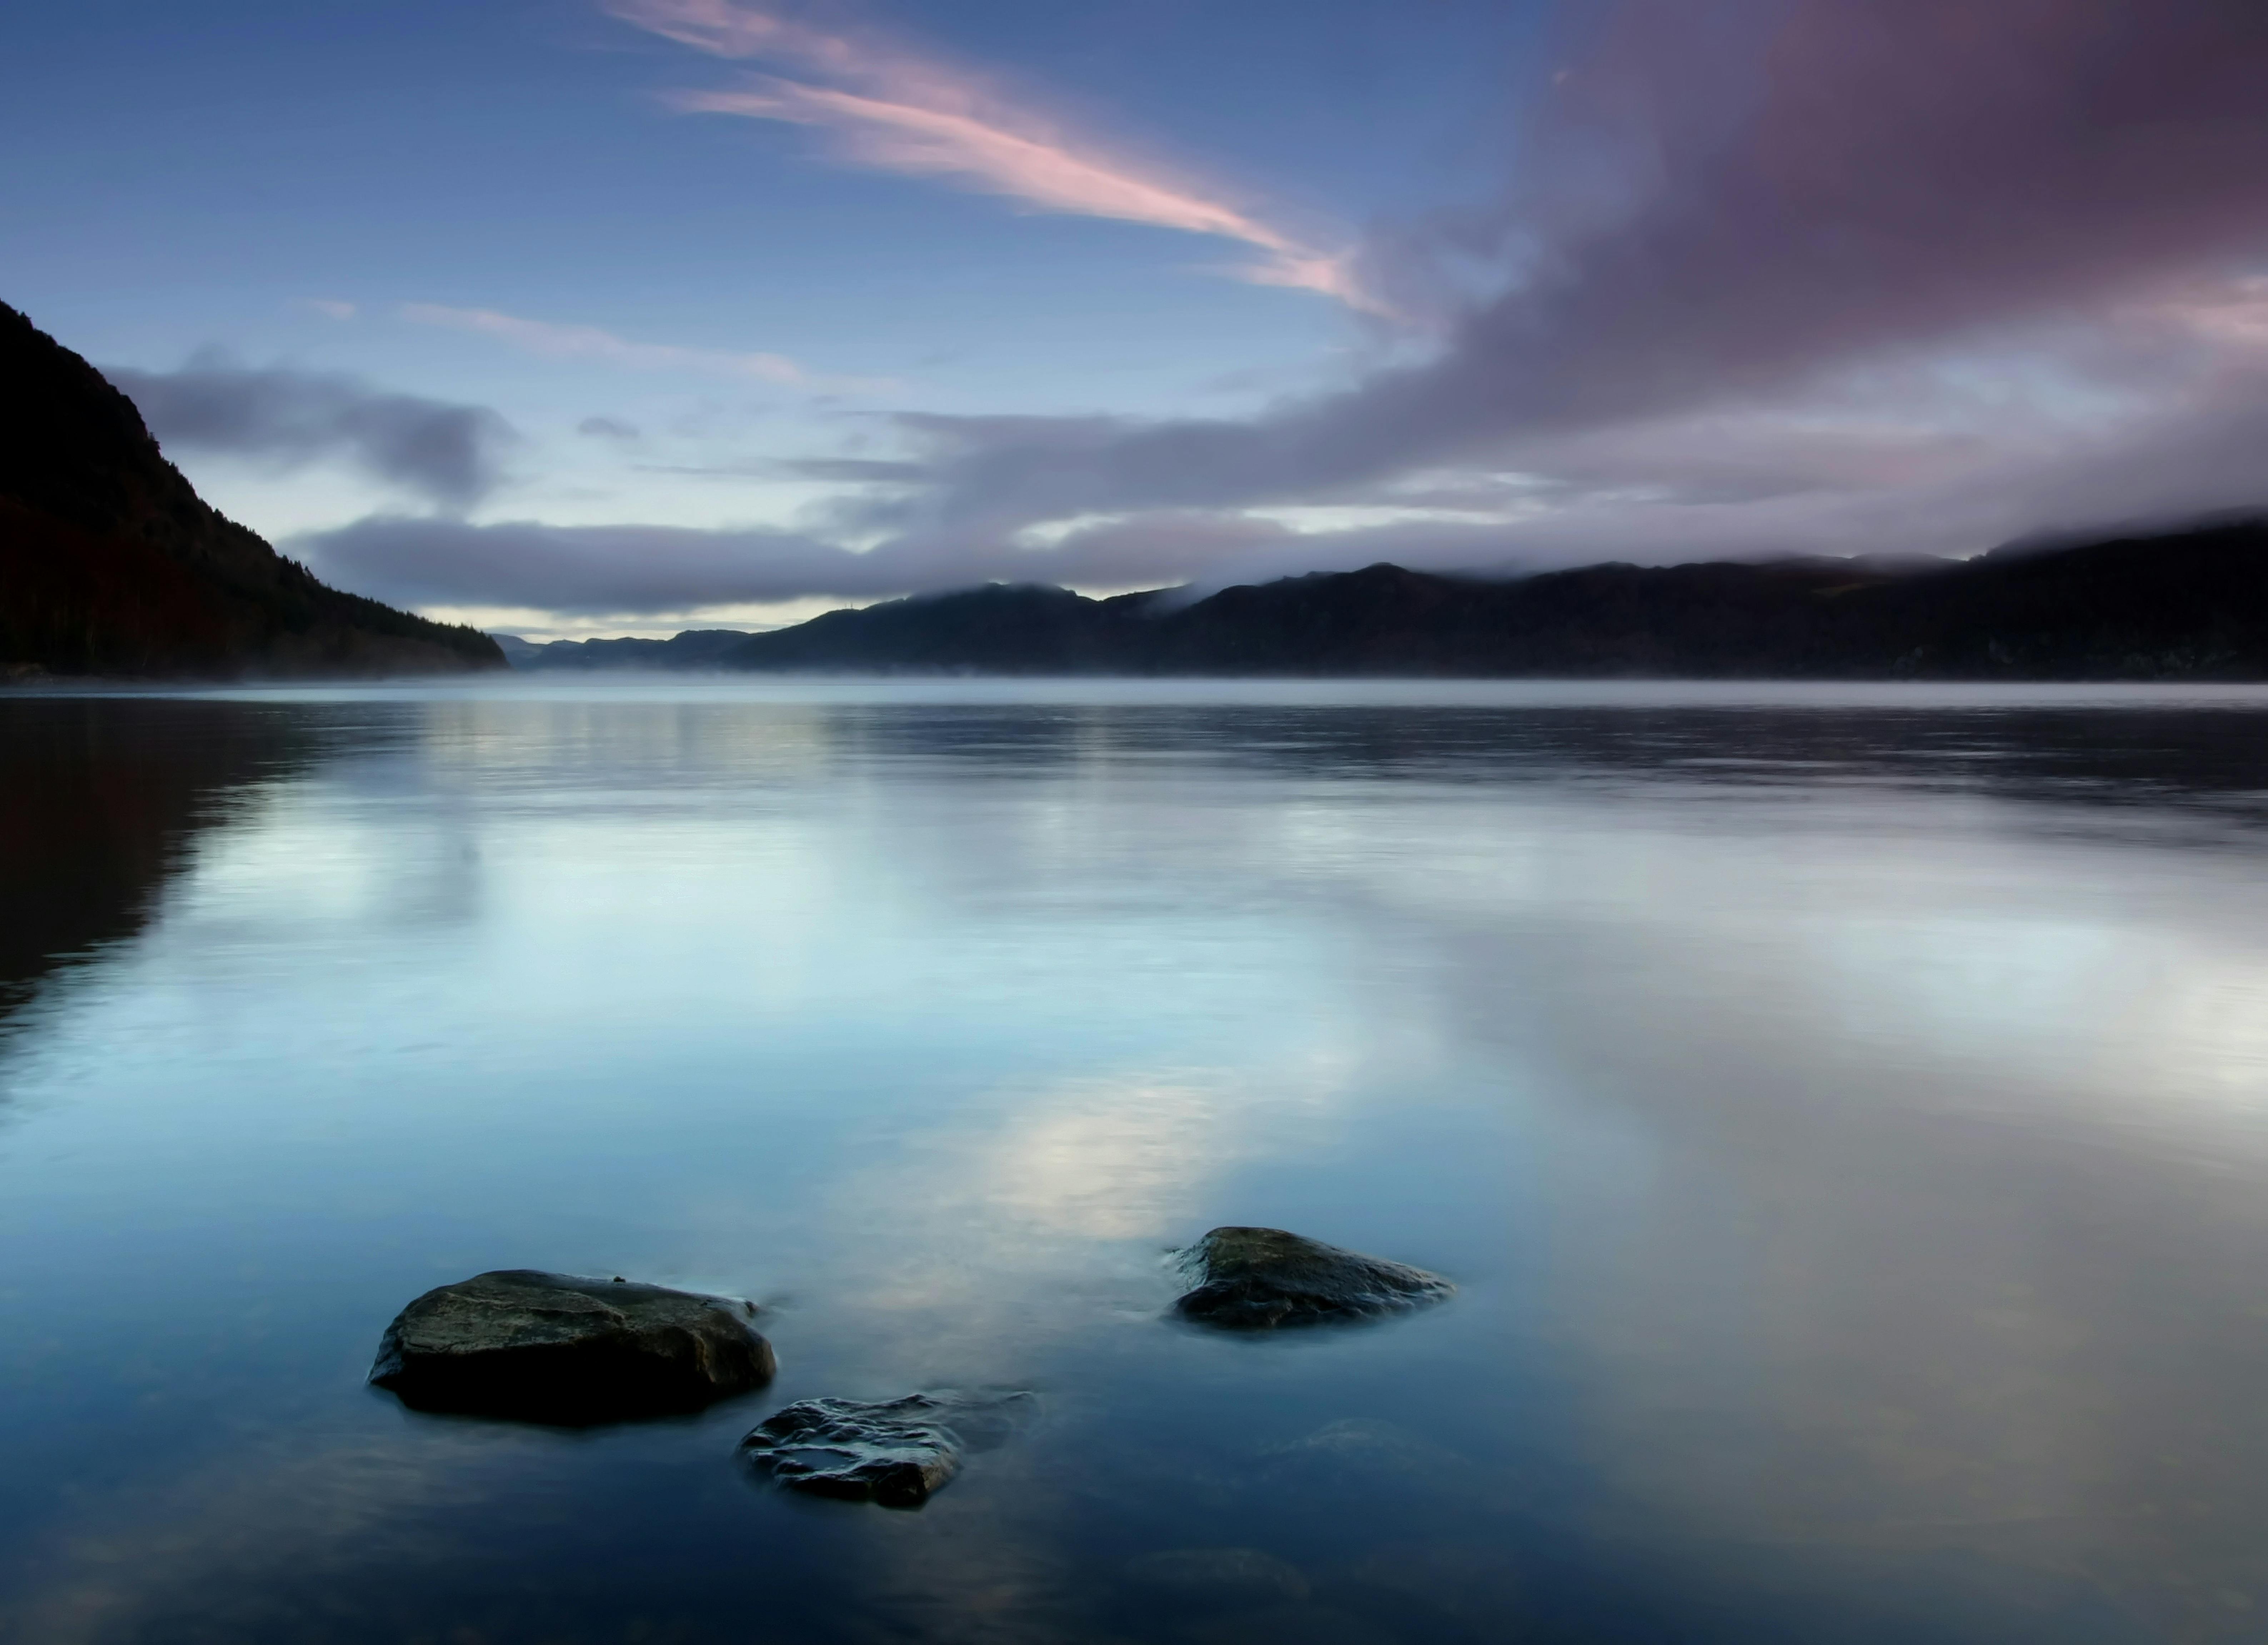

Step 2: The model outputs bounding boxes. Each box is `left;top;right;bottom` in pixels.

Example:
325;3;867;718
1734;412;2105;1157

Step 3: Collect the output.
1173;1227;1452;1329
368;1269;775;1424
739;1390;1035;1508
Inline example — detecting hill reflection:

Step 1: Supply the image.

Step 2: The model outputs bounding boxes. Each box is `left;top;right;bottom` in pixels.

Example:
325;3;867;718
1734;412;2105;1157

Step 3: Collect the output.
0;699;329;1030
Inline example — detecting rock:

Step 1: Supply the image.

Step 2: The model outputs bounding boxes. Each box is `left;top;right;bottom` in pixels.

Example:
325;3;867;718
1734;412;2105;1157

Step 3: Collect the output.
368;1269;775;1423
739;1390;1035;1508
1122;1547;1310;1607
1172;1227;1452;1328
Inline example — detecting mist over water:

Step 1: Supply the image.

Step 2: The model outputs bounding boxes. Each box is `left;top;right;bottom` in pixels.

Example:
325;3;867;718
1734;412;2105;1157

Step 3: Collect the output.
3;681;2268;1644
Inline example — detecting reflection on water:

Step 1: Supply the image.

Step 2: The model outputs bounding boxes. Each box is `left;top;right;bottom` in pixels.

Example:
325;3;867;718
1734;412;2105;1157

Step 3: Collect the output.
3;683;2268;1644
0;699;329;1020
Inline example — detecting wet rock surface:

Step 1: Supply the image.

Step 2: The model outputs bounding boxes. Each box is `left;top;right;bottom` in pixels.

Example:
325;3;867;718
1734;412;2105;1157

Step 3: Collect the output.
739;1390;1035;1508
369;1270;775;1424
1173;1227;1453;1328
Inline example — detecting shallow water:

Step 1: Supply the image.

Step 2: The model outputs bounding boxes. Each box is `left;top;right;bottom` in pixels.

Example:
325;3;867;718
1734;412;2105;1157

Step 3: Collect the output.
4;680;2268;1644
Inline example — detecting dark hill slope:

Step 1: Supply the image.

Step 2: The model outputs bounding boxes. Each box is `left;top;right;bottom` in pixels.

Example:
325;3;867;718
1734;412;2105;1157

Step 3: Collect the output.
717;522;2268;679
721;584;1155;674
0;302;502;677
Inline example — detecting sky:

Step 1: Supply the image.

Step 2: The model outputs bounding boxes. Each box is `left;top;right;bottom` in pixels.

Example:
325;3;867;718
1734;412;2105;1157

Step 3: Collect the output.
5;0;2266;640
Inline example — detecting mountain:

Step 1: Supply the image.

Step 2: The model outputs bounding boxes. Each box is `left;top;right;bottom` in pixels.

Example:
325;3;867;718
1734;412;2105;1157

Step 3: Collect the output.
497;629;755;670
715;521;2268;679
0;302;503;678
722;584;1150;674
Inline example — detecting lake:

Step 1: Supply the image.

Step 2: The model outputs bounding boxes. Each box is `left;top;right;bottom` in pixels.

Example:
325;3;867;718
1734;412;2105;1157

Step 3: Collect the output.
4;680;2268;1644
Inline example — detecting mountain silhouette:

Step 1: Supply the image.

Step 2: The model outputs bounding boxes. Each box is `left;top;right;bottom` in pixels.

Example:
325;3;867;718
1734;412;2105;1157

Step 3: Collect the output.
0;301;502;678
706;523;2268;679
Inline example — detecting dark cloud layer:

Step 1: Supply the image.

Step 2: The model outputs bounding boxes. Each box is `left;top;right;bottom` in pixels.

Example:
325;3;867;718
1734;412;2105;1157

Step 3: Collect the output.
297;343;2268;616
292;511;1292;614
883;0;2268;534
107;353;515;509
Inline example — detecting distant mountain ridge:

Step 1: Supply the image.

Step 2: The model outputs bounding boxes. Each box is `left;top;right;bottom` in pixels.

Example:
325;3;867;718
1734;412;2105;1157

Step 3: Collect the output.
497;630;756;671
0;302;503;678
531;520;2264;680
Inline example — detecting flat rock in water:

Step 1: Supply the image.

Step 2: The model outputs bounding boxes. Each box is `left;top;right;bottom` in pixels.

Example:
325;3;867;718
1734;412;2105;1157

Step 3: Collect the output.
1173;1227;1452;1329
369;1269;775;1423
740;1391;1034;1508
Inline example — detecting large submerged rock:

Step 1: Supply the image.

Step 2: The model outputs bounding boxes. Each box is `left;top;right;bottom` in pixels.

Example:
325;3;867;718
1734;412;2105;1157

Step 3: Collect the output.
369;1270;775;1423
1173;1227;1452;1329
739;1390;1035;1508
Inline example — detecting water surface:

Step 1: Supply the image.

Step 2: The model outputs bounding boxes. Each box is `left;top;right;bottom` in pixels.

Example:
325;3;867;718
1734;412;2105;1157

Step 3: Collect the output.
4;681;2268;1644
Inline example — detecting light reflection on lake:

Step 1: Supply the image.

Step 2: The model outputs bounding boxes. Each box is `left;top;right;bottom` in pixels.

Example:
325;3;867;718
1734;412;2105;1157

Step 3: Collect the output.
3;681;2267;1644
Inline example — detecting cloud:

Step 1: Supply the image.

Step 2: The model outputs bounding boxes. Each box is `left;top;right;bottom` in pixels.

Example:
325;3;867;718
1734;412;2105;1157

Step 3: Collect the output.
576;415;642;440
2167;274;2268;349
606;0;1374;309
296;336;2268;618
775;456;927;483
398;303;879;389
861;0;2268;537
298;516;855;612
290;509;1294;614
305;1;2268;621
106;352;514;509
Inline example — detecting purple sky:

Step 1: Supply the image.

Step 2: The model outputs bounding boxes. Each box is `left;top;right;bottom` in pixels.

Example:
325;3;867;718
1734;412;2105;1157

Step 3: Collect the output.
10;0;2267;636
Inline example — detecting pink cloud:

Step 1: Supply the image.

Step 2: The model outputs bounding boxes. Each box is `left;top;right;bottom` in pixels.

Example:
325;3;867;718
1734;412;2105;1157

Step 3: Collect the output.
2165;277;2268;351
606;0;1376;311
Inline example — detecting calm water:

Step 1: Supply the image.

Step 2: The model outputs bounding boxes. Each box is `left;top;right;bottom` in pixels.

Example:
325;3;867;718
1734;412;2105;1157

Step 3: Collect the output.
5;681;2268;1645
